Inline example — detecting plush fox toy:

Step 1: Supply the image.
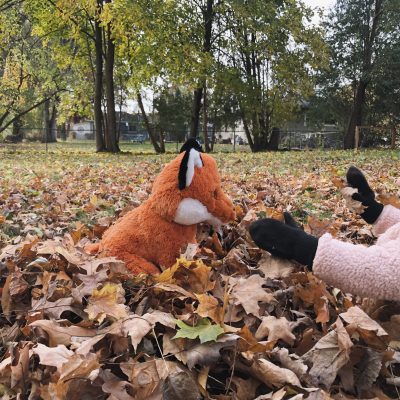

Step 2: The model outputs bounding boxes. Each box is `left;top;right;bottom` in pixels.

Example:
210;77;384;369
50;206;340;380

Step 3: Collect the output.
86;139;235;274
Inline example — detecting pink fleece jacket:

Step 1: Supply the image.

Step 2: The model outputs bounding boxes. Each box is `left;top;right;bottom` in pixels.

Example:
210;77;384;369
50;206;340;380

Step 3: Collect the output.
313;205;400;301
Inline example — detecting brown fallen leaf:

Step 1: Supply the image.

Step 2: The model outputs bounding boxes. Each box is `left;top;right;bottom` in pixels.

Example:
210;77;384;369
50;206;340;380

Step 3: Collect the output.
339;306;388;349
272;348;308;379
230;275;276;318
163;332;239;369
231;376;260;400
122;310;176;350
100;369;135;400
257;253;295;279
255;316;296;345
235;354;302;388
238;325;275;352
121;358;182;397
48;353;101;399
162;370;201;400
10;341;31;393
301;330;352;389
29;320;97;347
71;269;108;301
33;343;74;371
78;257;126;276
295;273;335;324
85;282;128;323
341;187;365;214
195;293;224;324
31;296;82;319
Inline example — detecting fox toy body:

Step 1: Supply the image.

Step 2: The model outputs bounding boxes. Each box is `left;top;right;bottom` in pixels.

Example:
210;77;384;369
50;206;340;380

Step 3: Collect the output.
86;140;235;274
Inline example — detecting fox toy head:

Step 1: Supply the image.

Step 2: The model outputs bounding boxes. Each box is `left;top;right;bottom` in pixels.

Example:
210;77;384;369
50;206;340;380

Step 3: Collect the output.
149;140;235;226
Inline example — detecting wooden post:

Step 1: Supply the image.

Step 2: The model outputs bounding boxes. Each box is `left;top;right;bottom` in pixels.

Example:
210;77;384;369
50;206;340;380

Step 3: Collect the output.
354;125;360;150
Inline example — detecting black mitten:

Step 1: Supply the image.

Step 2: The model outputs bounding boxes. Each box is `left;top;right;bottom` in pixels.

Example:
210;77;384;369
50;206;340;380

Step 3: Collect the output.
346;166;383;224
249;213;318;268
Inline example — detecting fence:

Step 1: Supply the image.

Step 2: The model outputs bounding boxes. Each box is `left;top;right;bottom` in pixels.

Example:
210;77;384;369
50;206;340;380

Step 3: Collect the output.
1;125;398;151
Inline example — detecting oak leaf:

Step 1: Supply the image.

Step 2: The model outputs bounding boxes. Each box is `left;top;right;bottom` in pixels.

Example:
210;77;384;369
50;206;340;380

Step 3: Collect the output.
230;274;276;318
33;343;74;371
29;320;96;347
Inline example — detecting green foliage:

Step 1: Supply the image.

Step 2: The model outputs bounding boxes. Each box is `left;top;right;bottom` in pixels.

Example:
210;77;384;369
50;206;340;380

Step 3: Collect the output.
215;0;328;150
153;87;192;142
315;0;400;130
173;318;224;343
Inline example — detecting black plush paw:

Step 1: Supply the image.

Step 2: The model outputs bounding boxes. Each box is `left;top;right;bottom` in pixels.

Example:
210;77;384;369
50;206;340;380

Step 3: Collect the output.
249;218;294;259
249;217;318;267
346;166;374;199
346;166;383;223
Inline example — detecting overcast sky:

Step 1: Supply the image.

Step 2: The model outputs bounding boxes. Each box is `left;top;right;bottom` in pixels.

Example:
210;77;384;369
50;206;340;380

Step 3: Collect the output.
303;0;335;23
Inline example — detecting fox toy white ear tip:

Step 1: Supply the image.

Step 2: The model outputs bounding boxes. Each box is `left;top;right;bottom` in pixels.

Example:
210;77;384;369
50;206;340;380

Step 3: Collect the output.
186;149;203;187
178;148;204;189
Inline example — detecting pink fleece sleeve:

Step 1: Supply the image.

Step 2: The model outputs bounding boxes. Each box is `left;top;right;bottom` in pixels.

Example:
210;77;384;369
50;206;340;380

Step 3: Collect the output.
373;205;400;236
312;233;400;301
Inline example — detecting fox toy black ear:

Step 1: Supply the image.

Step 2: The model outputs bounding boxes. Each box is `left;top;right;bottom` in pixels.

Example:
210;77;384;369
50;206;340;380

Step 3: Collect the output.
178;139;204;190
179;138;203;153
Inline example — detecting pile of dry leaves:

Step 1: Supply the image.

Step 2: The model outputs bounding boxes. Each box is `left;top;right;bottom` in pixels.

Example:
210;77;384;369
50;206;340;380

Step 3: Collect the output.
1;148;400;399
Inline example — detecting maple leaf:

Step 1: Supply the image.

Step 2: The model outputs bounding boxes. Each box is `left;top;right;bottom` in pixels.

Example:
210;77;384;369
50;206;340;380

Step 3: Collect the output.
257;253;294;279
295;273;335;323
195;293;224;324
255;316;296;345
230;274;276;317
173;318;224;344
341;186;365;214
85;282;128;323
122;310;176;351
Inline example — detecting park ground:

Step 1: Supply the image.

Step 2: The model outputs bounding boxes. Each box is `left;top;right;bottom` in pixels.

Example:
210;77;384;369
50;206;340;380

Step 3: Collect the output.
1;143;400;398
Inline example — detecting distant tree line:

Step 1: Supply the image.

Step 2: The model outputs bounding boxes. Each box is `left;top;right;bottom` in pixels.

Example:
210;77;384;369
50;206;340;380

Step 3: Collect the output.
0;0;398;152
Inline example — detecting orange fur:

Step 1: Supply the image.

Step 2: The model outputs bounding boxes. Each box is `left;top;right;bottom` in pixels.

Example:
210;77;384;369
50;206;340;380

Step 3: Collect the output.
86;151;235;274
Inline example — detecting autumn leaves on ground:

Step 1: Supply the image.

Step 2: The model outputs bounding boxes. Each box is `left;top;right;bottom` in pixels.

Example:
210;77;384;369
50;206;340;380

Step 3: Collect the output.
1;144;400;400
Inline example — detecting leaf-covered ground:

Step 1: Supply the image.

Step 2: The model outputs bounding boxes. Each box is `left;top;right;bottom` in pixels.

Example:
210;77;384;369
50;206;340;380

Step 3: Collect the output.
1;143;400;400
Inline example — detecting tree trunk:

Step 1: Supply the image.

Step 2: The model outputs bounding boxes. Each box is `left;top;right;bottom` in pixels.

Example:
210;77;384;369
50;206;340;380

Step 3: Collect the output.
137;92;163;153
159;129;165;153
210;122;216;151
239;107;255;152
94;0;105;152
60;123;67;141
203;83;210;152
189;0;214;139
391;126;397;149
10;118;23;142
267;127;280;150
344;0;383;150
104;22;119;153
189;87;203;138
344;79;368;149
49;103;57;142
42;99;50;143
